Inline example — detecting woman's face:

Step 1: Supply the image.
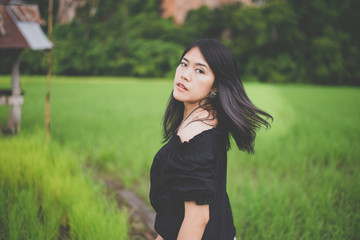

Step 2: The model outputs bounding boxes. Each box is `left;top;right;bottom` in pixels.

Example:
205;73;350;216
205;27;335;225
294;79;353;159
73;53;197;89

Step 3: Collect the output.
173;47;215;106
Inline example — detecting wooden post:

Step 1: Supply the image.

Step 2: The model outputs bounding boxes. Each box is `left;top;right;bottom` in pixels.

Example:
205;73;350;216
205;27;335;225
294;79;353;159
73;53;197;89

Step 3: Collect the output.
11;51;22;96
45;0;53;140
7;50;24;133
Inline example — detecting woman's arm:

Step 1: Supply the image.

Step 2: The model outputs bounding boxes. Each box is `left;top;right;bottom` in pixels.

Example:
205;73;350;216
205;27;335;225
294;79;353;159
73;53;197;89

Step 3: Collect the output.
177;201;210;240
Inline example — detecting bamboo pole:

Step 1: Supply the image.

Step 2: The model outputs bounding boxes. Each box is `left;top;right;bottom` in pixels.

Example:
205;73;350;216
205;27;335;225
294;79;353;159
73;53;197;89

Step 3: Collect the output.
46;0;53;140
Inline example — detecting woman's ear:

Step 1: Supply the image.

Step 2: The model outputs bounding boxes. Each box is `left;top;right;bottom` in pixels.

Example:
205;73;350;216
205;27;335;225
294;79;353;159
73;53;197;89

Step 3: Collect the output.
209;88;218;99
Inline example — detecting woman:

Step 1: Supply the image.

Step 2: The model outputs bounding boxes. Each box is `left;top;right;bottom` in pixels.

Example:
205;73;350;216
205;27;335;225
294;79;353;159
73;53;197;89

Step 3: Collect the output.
150;39;272;240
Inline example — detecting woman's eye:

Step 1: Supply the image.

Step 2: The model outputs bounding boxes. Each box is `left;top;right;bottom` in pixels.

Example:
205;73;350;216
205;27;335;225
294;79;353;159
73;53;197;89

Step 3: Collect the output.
180;62;187;67
196;69;204;74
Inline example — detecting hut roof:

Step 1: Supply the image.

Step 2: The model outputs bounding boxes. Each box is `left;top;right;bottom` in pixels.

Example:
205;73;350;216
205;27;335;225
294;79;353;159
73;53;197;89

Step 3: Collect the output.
0;1;53;50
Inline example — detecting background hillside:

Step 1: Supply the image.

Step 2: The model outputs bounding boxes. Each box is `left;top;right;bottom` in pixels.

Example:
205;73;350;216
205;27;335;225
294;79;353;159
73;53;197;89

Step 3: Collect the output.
1;0;359;84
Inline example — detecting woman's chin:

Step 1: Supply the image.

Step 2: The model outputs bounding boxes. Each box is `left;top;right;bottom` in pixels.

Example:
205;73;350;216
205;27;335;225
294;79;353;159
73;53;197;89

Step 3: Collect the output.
173;91;186;102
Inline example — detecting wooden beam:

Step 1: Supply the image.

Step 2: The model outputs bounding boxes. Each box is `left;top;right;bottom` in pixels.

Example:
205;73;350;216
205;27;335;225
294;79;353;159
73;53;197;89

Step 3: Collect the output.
6;50;23;133
11;50;22;96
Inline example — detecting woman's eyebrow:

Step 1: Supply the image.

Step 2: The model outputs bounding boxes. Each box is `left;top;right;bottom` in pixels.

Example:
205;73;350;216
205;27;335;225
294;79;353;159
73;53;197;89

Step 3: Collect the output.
196;63;208;69
183;57;208;69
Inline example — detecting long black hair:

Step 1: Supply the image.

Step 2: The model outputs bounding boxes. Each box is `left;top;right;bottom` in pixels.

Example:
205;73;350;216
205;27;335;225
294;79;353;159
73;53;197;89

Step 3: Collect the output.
163;39;273;153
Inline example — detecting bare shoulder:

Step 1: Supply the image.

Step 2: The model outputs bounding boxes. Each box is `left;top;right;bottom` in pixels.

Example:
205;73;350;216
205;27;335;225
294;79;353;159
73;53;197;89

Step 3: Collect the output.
178;118;217;143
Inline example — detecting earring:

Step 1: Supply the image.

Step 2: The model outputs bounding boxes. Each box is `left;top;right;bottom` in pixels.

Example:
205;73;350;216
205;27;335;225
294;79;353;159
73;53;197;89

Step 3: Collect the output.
209;90;217;99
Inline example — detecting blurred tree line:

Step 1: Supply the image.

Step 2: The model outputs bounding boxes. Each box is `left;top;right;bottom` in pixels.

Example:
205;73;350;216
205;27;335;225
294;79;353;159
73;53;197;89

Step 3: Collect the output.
1;0;359;84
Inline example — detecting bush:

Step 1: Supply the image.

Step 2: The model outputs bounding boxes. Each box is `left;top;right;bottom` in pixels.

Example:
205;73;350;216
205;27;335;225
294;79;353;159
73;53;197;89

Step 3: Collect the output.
129;39;183;77
1;0;358;85
245;54;297;83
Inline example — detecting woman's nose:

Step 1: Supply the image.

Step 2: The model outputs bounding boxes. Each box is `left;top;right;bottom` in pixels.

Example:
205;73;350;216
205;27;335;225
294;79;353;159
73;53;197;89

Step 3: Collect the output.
181;68;191;81
181;75;188;81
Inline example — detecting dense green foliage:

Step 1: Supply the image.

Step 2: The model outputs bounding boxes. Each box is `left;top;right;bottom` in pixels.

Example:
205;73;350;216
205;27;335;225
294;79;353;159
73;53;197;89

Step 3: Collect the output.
1;76;359;239
0;0;359;84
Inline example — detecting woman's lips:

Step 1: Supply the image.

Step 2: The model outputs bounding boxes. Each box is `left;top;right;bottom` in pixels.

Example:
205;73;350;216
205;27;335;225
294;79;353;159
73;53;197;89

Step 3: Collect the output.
176;82;188;91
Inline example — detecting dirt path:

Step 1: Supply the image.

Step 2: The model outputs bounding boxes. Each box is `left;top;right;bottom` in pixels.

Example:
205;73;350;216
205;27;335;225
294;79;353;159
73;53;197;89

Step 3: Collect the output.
96;174;157;240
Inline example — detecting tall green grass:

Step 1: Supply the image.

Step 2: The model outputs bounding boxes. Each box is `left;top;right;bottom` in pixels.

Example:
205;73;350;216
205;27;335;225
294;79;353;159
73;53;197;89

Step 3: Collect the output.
0;132;129;239
0;76;359;239
227;85;360;239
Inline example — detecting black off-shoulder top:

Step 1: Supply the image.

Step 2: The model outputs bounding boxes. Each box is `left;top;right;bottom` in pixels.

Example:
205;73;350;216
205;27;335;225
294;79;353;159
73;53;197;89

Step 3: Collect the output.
150;128;236;240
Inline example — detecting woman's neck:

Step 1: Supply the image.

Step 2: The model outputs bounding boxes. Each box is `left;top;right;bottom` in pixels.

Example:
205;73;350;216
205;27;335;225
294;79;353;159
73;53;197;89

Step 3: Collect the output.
183;102;200;120
177;100;217;133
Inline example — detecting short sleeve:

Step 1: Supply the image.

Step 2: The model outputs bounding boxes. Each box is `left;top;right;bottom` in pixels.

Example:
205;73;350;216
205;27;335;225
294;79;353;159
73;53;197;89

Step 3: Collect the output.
166;132;220;205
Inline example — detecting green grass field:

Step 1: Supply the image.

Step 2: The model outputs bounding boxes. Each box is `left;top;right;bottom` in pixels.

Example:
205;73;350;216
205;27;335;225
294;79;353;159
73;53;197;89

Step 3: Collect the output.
1;75;359;239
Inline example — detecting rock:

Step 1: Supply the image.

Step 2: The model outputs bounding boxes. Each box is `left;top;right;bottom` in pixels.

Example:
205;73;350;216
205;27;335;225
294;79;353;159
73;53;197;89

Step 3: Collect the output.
161;0;254;25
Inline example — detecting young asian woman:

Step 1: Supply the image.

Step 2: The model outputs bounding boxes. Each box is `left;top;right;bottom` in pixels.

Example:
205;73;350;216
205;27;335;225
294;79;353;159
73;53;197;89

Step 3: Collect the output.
150;39;272;240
